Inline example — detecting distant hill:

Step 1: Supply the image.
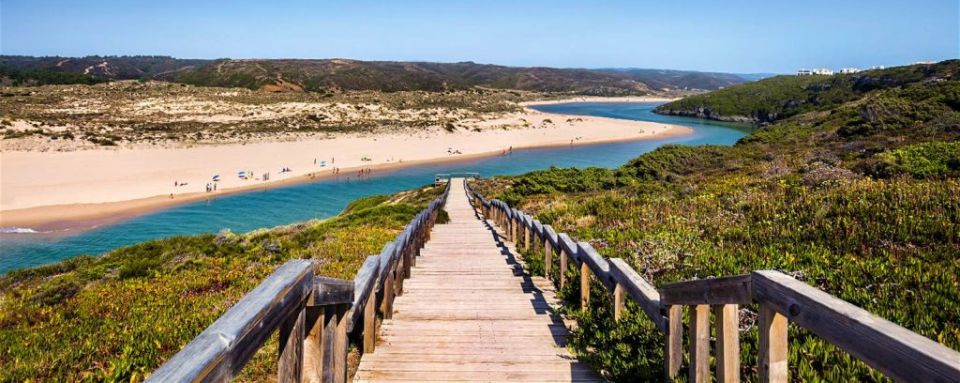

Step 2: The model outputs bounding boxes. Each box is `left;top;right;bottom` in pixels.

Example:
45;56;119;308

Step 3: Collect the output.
654;60;960;123
594;68;762;91
0;55;754;95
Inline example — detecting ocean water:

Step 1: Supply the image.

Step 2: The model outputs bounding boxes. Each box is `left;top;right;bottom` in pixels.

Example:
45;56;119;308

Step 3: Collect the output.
0;102;751;273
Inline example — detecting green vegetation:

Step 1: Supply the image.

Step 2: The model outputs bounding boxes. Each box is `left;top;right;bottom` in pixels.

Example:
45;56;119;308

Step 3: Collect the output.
2;55;752;95
655;60;960;123
477;60;960;382
0;65;108;86
0;186;442;382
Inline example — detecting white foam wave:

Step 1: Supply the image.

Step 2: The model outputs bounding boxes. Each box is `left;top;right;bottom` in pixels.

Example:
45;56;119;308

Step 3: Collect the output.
0;227;40;234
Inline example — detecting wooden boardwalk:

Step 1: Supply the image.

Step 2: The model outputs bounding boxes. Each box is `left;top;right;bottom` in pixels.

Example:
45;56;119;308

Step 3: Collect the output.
355;178;600;382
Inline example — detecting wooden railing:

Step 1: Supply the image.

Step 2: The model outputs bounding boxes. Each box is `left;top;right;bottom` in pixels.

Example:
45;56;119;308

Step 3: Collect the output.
148;182;450;382
465;181;960;383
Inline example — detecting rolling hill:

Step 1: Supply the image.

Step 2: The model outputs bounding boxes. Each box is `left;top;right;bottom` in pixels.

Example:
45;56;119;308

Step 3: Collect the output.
0;55;754;94
654;60;960;123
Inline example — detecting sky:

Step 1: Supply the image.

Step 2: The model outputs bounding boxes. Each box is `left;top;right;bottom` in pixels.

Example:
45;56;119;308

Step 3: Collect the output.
1;0;957;74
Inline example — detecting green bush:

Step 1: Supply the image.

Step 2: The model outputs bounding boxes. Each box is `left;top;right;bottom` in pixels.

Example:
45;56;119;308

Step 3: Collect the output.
877;141;960;178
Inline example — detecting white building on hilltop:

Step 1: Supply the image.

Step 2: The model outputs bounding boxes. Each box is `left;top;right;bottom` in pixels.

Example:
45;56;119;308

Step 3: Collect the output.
839;67;860;74
798;68;834;76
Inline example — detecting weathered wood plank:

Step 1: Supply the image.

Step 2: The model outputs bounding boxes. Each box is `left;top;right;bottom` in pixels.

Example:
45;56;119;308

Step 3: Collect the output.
665;305;682;380
759;304;788;383
715;304;740;383
277;306;305;383
660;274;752;306
689;304;710;383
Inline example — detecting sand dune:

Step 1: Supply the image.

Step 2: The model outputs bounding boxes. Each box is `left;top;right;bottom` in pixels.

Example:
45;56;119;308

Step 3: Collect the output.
0;108;689;230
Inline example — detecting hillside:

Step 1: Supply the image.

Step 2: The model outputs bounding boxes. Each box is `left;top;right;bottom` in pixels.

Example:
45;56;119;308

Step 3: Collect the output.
0;186;444;381
594;68;762;91
0;55;753;94
654;60;960;123
473;62;960;381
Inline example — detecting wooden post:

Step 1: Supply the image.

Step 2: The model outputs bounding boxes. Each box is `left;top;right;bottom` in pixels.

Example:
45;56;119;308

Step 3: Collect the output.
333;305;348;383
382;268;395;320
665;305;682;380
394;258;404;297
759;305;789;383
613;282;625;321
523;225;530;251
403;245;412;280
511;217;519;243
320;305;347;383
278;307;305;383
716;304;740;383
559;249;568;290
363;291;376;353
543;240;553;277
304;307;323;383
580;261;590;311
689;304;710;383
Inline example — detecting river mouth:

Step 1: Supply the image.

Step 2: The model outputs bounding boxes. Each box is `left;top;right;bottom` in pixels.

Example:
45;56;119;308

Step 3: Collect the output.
0;101;751;273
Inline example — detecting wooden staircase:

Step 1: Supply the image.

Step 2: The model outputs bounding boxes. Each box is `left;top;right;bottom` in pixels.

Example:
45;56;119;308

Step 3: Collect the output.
354;178;599;382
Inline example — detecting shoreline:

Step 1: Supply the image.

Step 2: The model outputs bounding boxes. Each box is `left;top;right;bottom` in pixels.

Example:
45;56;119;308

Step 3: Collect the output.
521;95;679;106
1;107;691;233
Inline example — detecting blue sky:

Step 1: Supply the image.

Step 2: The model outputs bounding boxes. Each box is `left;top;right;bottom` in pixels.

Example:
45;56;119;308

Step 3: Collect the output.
1;0;957;73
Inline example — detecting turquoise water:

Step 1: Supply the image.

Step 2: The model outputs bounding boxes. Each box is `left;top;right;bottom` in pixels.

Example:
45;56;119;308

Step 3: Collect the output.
0;102;751;273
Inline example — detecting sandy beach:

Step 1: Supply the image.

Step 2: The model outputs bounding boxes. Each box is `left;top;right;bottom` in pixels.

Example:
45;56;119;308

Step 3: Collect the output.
521;96;678;106
0;107;689;231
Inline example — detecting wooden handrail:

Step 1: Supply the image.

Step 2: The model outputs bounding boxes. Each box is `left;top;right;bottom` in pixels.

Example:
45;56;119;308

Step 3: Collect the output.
660;274;752;306
752;270;960;383
147;260;315;382
150;181;451;382
464;179;960;383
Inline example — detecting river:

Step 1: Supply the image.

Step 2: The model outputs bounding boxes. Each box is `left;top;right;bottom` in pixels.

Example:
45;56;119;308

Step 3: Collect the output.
0;102;751;273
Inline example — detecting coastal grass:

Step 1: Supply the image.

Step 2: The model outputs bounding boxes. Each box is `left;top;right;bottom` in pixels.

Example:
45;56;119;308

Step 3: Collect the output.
0;186;442;382
477;63;960;382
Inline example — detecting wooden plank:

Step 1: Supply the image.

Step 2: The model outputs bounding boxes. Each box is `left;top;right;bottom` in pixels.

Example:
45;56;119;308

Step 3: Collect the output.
660;274;752;306
311;276;354;306
147;260;314;383
715;304;740;383
278;307;305;383
665;305;682;380
759;304;788;383
333;305;349;383
753;270;960;382
613;283;625;321
363;288;376;354
689;304;710;383
320;305;338;383
543;237;553;277
559;248;568;290
579;261;590;311
607;258;666;332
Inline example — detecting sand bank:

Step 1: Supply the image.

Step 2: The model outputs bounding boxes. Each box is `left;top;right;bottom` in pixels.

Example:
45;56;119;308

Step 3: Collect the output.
0;110;689;231
521;96;678;106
